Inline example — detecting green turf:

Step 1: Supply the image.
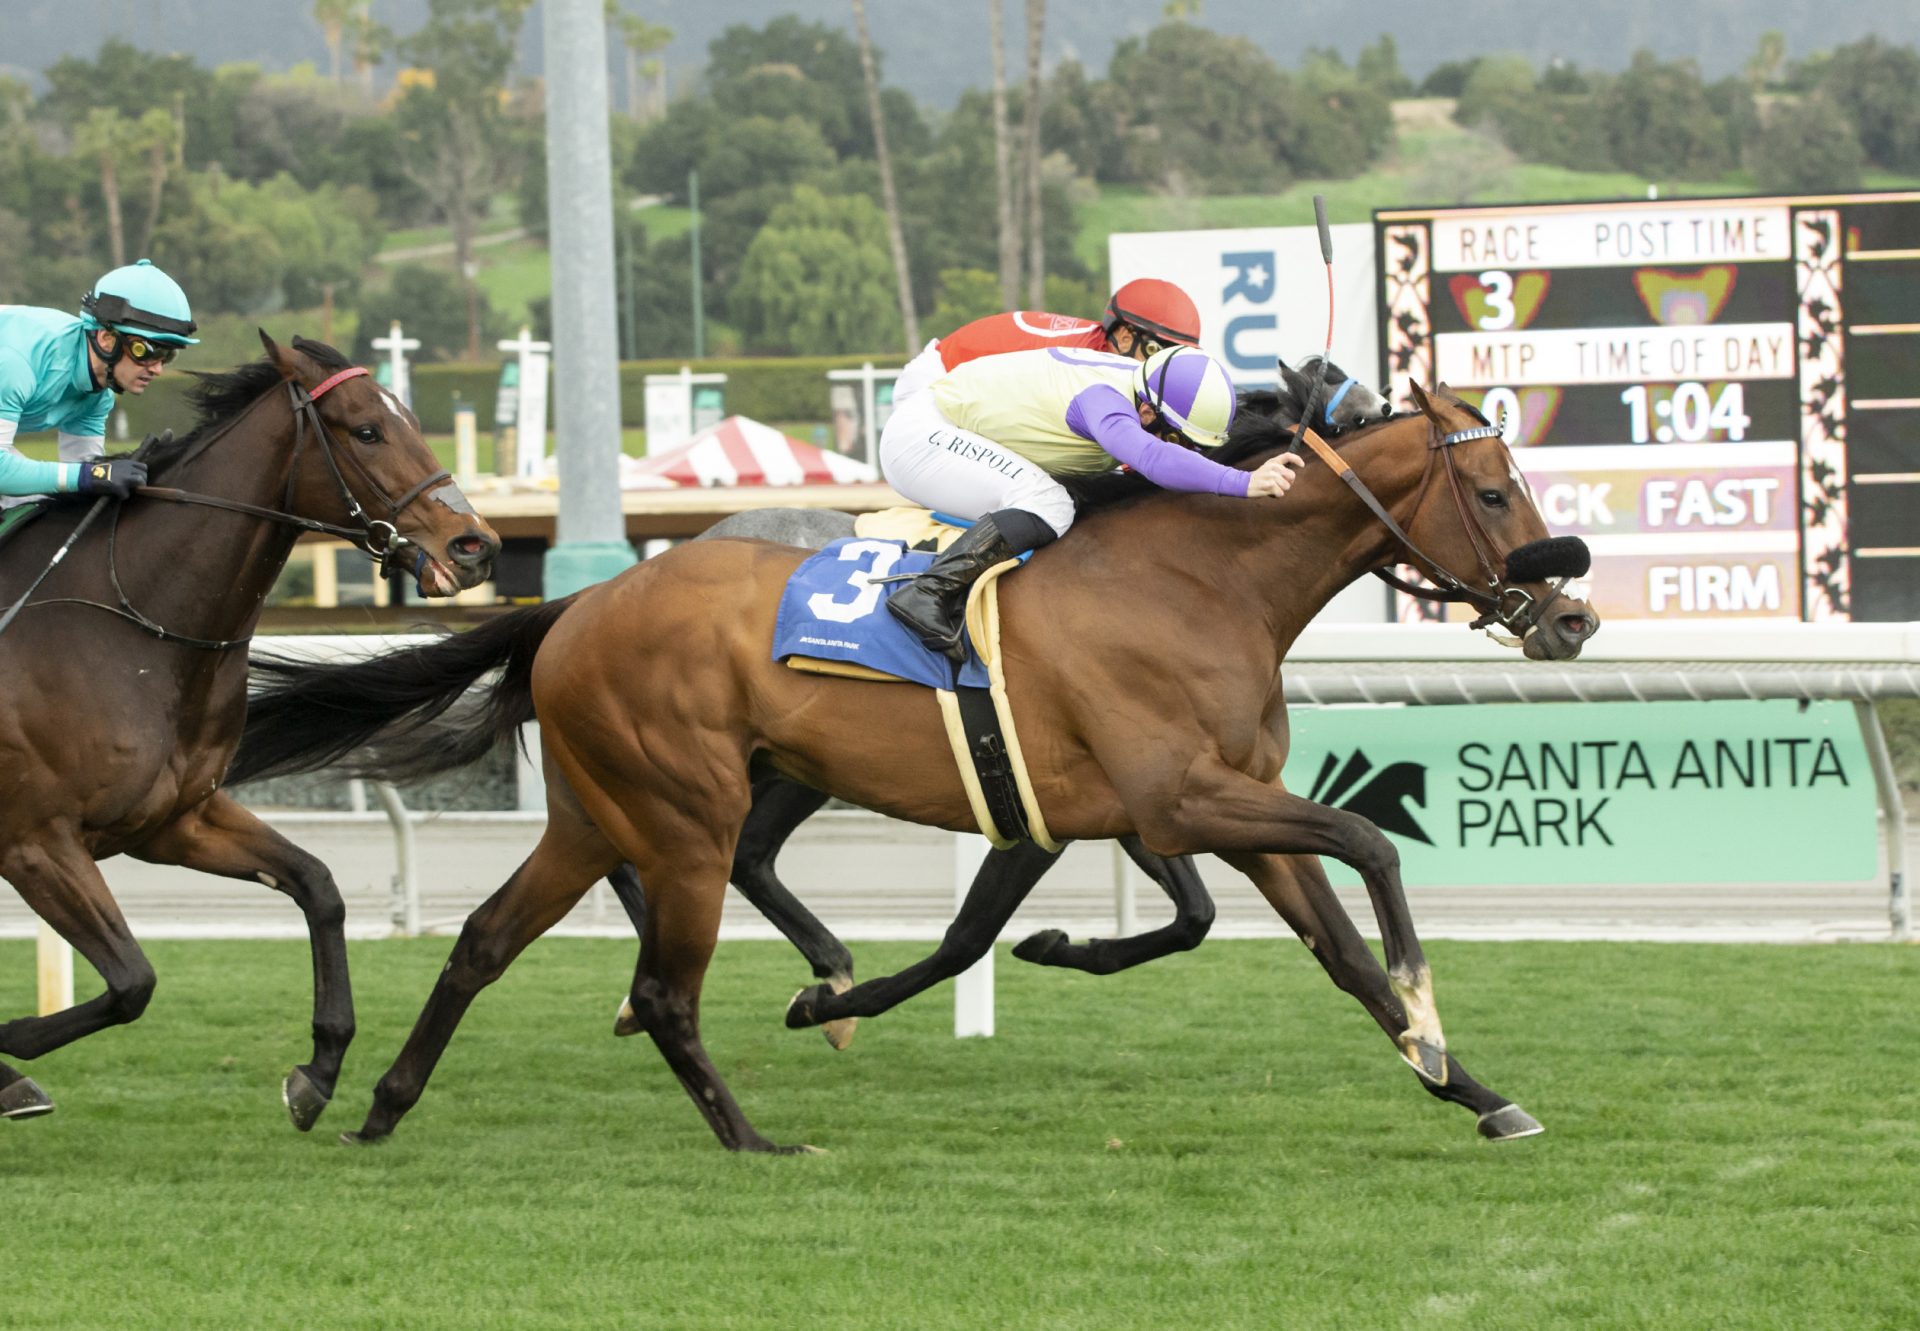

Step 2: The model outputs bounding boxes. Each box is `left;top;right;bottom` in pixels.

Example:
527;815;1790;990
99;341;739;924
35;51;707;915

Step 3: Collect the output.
2;938;1914;1329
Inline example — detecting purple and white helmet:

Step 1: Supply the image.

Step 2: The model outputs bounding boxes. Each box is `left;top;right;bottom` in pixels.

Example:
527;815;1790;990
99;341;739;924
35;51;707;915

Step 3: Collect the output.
1134;345;1237;448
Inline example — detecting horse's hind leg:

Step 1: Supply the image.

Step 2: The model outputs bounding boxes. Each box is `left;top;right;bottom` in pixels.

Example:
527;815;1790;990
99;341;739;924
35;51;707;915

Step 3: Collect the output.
620;856;811;1154
611;776;862;1048
1013;838;1215;975
347;818;620;1145
1222;850;1541;1141
0;836;158;1115
788;839;1060;1030
133;793;354;1130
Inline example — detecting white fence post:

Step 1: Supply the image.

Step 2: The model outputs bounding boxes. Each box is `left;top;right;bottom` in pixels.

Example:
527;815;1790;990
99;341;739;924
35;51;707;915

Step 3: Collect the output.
1112;841;1139;937
372;780;420;938
1854;700;1911;942
953;833;994;1038
36;919;72;1016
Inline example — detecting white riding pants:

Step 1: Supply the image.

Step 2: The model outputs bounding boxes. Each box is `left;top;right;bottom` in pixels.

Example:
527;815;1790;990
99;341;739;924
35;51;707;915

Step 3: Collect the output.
891;340;945;402
878;389;1077;537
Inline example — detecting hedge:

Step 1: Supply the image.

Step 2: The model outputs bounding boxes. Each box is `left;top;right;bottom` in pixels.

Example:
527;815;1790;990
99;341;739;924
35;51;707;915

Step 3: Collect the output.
118;353;911;439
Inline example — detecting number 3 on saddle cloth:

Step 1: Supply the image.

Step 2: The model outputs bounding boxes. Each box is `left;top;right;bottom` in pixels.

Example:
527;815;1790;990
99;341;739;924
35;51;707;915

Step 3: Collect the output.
770;534;1061;852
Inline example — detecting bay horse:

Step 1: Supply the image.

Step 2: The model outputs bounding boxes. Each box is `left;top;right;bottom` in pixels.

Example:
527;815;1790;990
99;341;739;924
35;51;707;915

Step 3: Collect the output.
232;383;1597;1151
0;334;498;1128
591;360;1398;1046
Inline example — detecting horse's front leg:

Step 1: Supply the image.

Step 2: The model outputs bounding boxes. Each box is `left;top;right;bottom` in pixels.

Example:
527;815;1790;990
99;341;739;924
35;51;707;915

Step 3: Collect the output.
787;839;1062;1029
1134;767;1446;1084
1219;849;1541;1140
1012;838;1215;974
133;793;354;1131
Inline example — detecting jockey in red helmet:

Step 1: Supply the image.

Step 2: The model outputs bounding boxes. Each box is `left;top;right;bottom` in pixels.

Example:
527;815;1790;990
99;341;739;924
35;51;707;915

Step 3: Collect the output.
1101;277;1203;357
889;277;1204;402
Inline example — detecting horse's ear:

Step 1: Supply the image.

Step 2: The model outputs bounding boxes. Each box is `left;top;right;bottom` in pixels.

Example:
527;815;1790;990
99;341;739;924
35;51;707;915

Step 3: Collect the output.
259;330;299;381
1277;358;1309;399
1407;380;1447;428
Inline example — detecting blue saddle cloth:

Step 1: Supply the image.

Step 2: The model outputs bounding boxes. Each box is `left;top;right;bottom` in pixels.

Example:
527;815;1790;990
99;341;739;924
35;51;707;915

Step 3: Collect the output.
772;537;991;689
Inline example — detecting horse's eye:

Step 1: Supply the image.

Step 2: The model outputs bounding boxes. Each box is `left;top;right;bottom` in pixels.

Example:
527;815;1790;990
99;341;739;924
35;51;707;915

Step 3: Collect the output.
352;425;383;445
1478;488;1508;508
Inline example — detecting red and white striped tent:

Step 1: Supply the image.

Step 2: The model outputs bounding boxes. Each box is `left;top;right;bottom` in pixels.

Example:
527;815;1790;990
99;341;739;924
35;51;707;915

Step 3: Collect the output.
624;415;879;489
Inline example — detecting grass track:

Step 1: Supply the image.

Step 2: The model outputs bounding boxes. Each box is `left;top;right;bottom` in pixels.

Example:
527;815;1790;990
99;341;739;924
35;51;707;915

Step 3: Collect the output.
3;938;1916;1329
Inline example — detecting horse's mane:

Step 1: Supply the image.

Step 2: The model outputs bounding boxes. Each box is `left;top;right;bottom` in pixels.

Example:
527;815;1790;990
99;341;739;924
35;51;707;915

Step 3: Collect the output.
135;337;353;475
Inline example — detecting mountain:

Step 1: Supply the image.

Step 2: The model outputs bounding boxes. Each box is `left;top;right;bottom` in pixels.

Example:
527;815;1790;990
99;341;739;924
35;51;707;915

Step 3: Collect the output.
5;0;1911;109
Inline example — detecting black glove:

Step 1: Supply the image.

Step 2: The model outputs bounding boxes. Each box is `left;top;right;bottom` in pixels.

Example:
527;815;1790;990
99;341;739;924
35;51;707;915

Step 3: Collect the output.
75;456;149;500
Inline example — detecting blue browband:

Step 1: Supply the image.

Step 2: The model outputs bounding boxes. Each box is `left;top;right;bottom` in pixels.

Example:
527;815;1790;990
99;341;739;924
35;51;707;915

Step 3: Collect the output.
1324;377;1355;413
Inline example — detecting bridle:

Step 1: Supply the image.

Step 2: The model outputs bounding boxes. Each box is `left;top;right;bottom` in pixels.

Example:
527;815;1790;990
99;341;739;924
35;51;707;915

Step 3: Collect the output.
28;365;454;651
1292;413;1582;640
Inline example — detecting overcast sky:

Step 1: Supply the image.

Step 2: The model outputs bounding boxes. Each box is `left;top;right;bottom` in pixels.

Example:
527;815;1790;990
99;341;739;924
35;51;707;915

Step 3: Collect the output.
7;0;1915;107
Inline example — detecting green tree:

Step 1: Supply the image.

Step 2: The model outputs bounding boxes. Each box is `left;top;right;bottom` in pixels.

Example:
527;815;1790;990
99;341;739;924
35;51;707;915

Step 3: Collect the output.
1107;23;1298;191
1599;51;1731;179
1292;57;1394;177
1749;95;1866;193
704;17;869;158
1817;38;1920;172
353;263;504;363
1355;35;1414;98
394;0;534;358
731;185;901;354
1419;58;1479;98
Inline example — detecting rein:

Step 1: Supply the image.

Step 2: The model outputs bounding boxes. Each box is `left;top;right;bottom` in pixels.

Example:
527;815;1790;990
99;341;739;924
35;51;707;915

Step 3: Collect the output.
15;364;451;651
1293;418;1575;639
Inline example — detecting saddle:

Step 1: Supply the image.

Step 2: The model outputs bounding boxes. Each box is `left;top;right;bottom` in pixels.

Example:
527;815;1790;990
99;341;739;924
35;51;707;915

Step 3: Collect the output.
0;500;52;556
771;515;1059;852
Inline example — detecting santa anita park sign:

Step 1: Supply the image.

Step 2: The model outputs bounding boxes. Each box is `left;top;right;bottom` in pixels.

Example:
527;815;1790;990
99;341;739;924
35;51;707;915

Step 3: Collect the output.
1283;701;1876;885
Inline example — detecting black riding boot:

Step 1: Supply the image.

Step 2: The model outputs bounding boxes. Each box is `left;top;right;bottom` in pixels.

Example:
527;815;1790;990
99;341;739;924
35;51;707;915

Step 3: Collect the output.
886;513;1025;660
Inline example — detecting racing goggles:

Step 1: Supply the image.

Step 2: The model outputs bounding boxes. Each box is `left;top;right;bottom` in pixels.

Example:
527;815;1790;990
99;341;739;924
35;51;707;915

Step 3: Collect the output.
120;335;179;366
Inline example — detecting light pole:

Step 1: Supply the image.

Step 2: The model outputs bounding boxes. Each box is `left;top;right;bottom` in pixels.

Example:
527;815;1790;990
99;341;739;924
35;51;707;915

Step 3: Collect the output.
540;0;636;598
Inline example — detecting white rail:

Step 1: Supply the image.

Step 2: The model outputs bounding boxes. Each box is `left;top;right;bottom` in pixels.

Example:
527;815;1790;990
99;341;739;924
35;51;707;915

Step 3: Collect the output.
39;622;1909;1018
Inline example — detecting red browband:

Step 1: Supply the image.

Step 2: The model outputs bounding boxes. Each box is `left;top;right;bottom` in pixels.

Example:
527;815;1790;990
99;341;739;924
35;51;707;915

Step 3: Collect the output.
309;366;371;400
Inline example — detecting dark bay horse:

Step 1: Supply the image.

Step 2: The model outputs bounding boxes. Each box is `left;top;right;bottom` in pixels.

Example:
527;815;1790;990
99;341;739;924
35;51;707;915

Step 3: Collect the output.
0;334;498;1128
233;384;1597;1151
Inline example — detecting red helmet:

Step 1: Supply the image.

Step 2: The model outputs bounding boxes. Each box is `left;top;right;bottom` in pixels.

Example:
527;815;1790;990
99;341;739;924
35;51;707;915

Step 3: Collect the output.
1104;278;1202;349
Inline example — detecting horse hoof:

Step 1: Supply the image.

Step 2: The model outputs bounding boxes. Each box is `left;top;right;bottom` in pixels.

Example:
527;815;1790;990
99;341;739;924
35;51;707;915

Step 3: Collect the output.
1398;1035;1449;1086
338;1128;388;1147
786;985;826;1030
1477;1104;1544;1141
0;1076;55;1120
283;1066;331;1132
613;994;642;1038
820;973;857;1050
1012;929;1067;965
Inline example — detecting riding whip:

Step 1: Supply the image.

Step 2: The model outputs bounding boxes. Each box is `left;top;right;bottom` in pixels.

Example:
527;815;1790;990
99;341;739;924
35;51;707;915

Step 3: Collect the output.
0;497;110;638
1287;194;1337;454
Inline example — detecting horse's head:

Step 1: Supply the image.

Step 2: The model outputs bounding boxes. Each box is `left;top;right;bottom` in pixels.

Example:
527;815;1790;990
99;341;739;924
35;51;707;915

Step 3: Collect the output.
261;333;499;597
1395;382;1599;661
1279;356;1392;436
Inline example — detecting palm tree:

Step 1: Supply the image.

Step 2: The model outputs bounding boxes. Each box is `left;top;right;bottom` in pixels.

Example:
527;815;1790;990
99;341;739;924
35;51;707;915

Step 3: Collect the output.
851;0;918;351
74;108;138;267
349;5;388;96
131;108;181;258
606;5;672;121
989;0;1018;310
314;0;358;83
1021;0;1046;305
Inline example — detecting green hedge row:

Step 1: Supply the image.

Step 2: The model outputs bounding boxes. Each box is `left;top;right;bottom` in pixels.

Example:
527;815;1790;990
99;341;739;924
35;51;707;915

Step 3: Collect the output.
119;353;910;439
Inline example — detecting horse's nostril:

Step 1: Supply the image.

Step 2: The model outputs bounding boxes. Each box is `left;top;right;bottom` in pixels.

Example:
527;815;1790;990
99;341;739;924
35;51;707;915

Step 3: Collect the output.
448;533;496;567
1558;614;1591;638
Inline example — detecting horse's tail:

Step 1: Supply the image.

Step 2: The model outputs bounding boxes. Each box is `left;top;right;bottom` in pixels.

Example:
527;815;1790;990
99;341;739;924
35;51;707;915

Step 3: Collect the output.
226;595;579;787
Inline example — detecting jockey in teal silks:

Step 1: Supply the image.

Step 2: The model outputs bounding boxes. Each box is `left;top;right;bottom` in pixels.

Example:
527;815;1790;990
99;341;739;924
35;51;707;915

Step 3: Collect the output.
0;259;198;504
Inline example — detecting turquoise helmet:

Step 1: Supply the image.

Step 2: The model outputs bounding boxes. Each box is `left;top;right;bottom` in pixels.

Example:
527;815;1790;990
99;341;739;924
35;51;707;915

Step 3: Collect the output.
81;259;199;346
